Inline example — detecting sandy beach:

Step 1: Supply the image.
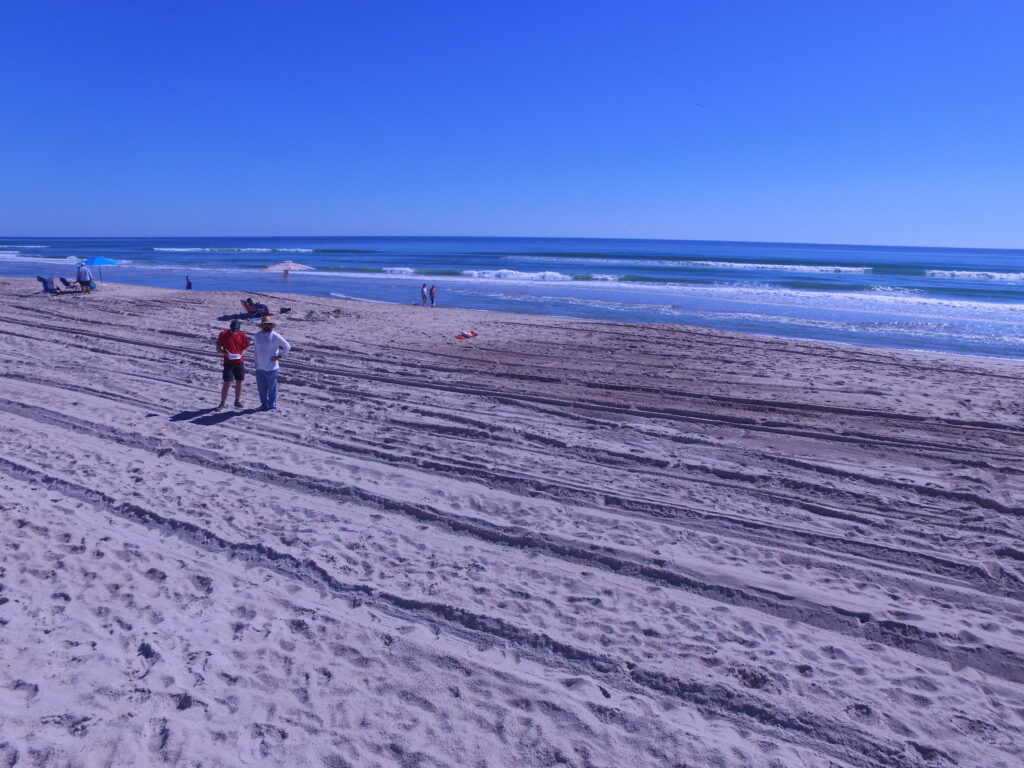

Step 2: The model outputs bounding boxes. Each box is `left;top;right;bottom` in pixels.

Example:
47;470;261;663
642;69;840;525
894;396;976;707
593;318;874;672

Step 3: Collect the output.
1;277;1022;767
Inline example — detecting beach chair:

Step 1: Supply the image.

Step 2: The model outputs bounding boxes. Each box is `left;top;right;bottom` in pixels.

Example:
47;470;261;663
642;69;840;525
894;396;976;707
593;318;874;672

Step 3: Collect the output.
36;277;63;295
59;277;81;292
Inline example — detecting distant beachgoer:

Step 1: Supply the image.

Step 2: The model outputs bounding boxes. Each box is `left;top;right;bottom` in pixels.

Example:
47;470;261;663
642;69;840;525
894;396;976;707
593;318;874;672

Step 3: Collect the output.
186;276;193;290
253;317;291;412
77;263;94;294
242;297;270;316
420;283;428;306
429;284;437;307
215;319;250;411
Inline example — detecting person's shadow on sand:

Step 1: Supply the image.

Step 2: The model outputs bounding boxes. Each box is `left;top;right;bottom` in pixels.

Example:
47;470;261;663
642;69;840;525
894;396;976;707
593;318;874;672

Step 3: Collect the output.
169;407;261;425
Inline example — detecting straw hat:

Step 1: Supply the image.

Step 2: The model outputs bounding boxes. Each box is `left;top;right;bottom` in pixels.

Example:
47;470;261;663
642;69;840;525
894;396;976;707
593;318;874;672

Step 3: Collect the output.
259;316;276;328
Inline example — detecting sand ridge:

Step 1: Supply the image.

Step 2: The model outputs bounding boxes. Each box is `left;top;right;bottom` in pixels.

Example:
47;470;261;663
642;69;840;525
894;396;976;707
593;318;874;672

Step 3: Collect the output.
0;279;1022;767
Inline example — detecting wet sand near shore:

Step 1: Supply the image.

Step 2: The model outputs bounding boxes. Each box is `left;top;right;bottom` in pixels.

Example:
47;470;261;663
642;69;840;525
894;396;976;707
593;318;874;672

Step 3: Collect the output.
1;278;1022;767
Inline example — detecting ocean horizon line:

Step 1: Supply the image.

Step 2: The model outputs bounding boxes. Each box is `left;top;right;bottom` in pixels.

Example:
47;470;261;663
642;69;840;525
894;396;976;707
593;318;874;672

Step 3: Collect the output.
3;233;1024;253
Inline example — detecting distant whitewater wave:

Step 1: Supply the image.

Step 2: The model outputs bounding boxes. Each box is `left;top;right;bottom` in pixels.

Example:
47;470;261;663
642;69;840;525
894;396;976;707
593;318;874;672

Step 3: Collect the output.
5;244;49;248
622;281;1024;314
476;288;1024;326
153;247;315;253
313;266;588;282
686;261;870;273
469;276;1024;321
0;251;78;264
512;255;872;273
300;266;583;282
869;285;923;296
461;269;573;281
311;248;379;253
151;246;375;254
186;263;1024;316
514;255;693;268
927;270;1024;281
289;266;611;283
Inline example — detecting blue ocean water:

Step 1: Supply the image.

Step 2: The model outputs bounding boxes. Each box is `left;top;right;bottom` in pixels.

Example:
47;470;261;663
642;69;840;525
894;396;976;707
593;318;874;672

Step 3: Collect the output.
3;236;1023;358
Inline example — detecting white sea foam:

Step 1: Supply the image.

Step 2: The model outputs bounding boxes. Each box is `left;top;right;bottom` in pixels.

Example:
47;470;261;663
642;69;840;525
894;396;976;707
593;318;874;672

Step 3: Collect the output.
462;275;1024;323
0;251;78;264
461;269;573;281
513;256;692;267
512;255;872;273
329;292;389;303
926;270;1024;281
175;262;1021;319
6;244;48;248
869;285;923;295
152;247;314;253
6;252;1019;326
625;282;1024;317
478;291;1024;350
686;261;871;273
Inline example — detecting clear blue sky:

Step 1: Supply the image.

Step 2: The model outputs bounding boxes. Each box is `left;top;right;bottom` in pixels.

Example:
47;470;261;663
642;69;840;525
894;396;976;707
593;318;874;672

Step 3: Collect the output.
1;0;1022;247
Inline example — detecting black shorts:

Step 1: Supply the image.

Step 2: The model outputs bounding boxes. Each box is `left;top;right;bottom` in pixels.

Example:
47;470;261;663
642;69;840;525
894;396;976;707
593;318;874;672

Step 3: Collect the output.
222;363;245;382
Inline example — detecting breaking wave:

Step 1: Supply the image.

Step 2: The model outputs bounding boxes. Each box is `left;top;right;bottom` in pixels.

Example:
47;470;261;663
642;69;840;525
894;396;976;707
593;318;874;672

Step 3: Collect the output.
927;270;1024;281
153;247;315;253
460;269;573;281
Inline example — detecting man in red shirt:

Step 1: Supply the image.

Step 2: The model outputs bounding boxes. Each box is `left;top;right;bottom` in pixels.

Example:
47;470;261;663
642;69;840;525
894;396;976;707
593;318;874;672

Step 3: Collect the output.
215;319;251;410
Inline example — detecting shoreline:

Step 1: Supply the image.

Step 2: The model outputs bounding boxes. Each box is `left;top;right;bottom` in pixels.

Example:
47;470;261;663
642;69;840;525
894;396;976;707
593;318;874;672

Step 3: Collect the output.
209;281;1024;364
239;282;1024;365
6;238;1024;359
1;277;1022;767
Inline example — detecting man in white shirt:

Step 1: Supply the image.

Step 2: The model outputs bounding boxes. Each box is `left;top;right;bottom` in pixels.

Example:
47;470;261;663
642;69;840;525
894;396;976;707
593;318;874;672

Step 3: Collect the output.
253;317;292;412
76;263;94;294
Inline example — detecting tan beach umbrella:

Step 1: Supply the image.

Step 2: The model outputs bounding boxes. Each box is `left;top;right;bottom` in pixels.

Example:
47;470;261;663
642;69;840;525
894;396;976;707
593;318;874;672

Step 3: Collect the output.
264;260;313;280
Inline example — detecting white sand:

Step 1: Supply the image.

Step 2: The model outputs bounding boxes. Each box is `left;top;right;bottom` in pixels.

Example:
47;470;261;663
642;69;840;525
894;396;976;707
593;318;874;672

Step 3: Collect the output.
0;279;1022;767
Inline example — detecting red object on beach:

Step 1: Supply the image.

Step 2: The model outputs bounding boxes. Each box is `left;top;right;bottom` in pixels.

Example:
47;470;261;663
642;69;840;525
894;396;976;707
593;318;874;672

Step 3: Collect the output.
455;331;478;339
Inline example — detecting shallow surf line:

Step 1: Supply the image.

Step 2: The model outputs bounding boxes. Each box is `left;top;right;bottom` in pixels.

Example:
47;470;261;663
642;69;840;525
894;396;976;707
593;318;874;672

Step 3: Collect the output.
120;262;1024;319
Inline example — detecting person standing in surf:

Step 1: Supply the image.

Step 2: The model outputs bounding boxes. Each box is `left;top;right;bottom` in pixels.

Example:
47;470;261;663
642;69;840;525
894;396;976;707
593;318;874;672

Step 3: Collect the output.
429;284;437;307
420;283;428;306
253;317;291;412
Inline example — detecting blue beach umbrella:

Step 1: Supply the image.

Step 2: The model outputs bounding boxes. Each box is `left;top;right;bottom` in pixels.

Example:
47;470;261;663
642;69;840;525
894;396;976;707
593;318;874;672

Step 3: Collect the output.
79;255;121;283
